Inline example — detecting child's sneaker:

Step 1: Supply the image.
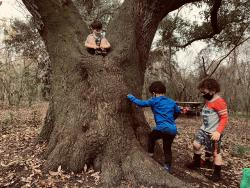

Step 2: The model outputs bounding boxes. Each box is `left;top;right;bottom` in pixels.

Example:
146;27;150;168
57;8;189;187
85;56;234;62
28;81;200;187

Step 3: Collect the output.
164;164;171;173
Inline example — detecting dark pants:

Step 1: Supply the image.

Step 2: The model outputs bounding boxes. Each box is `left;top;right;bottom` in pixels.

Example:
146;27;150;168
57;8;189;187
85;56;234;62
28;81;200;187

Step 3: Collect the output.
148;130;175;165
86;47;110;56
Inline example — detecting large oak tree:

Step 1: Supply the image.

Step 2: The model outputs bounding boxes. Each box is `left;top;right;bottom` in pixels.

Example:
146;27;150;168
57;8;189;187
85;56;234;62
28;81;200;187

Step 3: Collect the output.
21;0;231;187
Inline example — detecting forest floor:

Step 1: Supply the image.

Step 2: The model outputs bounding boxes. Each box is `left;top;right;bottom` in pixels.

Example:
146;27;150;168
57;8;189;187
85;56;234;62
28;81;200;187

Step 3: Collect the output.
0;102;249;188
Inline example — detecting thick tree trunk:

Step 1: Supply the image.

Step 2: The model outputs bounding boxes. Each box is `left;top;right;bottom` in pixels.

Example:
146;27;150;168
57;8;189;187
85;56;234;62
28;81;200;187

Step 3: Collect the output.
22;0;200;186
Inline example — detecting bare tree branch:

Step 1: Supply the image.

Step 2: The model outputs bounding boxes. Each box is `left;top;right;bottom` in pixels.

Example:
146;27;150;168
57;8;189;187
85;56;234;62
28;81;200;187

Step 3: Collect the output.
201;56;208;77
208;36;250;77
175;32;215;48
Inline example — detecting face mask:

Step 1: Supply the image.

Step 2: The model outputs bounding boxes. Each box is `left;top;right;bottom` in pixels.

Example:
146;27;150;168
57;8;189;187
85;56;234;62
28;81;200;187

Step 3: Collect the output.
202;93;214;101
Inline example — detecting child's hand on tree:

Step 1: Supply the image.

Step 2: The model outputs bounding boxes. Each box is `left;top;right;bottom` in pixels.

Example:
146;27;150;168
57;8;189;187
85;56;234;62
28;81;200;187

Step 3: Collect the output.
127;94;134;100
211;131;221;141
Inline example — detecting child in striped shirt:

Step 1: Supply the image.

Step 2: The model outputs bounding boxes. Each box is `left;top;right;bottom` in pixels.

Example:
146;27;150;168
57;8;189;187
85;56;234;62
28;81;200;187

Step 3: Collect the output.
187;78;228;182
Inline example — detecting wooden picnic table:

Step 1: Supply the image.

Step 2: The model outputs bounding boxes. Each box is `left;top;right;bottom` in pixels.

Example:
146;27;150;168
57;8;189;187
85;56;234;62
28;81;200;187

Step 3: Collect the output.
177;101;204;107
177;101;204;116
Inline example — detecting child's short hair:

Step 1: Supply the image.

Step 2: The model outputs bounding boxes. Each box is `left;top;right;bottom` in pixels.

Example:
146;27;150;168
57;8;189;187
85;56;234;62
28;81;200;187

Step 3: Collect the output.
90;20;102;30
198;78;220;92
149;81;166;94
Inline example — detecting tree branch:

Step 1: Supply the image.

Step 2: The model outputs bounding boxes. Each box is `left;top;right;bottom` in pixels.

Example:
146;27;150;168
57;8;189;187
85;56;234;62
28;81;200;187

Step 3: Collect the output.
210;0;222;34
175;32;215;48
208;36;250;77
201;56;208;77
108;0;202;67
22;0;88;44
174;0;222;48
22;0;43;28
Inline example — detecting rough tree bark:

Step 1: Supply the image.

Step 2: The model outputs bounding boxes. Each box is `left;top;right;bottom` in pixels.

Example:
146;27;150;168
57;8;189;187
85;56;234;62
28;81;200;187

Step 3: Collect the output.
22;0;206;187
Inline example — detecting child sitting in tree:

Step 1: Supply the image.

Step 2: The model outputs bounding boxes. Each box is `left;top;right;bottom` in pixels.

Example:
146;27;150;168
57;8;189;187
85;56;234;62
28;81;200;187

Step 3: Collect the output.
186;78;229;182
127;81;180;172
85;20;111;55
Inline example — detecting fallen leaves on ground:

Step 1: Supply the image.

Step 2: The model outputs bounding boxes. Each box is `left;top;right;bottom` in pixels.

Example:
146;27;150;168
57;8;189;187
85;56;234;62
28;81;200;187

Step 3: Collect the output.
0;104;249;187
145;109;250;188
0;103;100;188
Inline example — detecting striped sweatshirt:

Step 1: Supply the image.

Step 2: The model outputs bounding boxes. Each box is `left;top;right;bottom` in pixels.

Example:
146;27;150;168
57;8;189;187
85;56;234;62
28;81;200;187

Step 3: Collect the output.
200;97;228;134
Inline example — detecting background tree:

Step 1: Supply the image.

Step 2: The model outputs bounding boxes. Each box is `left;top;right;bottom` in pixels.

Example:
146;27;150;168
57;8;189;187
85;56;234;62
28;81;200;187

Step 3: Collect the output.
145;0;249;103
158;0;250;48
217;45;250;115
0;19;50;106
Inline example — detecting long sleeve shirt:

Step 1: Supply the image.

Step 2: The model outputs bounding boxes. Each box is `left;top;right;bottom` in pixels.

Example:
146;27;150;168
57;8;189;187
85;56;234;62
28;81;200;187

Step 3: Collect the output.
127;95;180;135
85;33;111;49
200;97;228;134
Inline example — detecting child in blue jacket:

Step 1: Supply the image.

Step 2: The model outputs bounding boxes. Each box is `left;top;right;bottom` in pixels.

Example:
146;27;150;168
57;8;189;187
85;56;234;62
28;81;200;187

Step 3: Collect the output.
127;81;180;172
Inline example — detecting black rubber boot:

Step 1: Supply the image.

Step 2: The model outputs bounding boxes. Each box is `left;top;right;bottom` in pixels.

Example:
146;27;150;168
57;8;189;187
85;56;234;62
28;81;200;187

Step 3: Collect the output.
201;152;213;169
186;154;201;170
209;165;221;182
